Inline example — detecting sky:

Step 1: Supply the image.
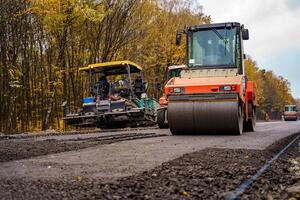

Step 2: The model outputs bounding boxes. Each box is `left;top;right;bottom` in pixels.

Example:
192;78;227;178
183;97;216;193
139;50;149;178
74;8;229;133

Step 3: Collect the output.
199;0;300;98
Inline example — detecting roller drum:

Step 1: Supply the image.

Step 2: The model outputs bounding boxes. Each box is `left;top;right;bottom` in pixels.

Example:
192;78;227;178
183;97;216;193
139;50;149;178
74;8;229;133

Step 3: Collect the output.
168;101;243;135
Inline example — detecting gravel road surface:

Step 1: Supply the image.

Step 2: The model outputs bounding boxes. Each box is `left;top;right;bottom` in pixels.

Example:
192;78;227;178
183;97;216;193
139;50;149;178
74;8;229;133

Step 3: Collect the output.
0;121;299;199
1;121;299;181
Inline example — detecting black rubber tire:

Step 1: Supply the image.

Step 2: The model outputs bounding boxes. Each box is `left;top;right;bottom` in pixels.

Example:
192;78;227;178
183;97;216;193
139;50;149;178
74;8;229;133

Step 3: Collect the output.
243;103;256;132
157;110;168;129
236;104;244;135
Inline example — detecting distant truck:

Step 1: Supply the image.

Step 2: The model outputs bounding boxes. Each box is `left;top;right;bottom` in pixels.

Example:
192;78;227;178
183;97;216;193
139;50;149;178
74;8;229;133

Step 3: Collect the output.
283;105;298;121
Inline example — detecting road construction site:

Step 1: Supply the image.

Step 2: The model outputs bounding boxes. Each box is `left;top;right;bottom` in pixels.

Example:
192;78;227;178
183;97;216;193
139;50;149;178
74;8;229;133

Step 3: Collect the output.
0;121;300;199
1;21;299;200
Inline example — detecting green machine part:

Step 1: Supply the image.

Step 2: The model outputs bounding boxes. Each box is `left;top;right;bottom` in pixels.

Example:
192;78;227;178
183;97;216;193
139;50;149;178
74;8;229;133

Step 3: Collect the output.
134;98;160;110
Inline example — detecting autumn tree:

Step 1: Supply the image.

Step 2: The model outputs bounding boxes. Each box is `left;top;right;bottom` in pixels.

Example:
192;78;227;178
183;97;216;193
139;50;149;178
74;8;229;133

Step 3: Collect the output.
245;57;293;119
0;0;295;133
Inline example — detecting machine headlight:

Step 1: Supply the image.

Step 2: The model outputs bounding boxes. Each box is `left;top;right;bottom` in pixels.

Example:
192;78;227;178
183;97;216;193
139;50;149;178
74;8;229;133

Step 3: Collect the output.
223;86;232;91
220;85;237;91
174;88;182;93
169;87;184;93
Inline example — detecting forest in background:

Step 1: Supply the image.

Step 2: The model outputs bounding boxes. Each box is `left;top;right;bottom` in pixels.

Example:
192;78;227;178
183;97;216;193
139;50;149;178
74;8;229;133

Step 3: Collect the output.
0;0;296;133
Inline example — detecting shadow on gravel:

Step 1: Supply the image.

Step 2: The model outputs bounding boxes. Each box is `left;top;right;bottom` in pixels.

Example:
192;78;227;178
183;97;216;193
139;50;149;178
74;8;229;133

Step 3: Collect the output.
0;133;299;200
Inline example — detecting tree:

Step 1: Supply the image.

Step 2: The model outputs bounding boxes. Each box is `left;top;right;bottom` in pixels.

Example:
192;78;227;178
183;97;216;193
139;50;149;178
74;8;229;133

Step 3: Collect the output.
30;0;105;129
245;57;293;119
0;0;294;133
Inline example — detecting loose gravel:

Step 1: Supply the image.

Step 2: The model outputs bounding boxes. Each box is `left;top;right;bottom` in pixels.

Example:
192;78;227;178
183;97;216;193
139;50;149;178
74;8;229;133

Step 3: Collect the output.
0;133;299;200
0;127;158;141
0;132;162;163
0;139;93;163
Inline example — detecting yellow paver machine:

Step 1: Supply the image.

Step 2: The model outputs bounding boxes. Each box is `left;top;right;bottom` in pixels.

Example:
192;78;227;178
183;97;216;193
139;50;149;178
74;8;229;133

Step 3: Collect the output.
63;60;160;128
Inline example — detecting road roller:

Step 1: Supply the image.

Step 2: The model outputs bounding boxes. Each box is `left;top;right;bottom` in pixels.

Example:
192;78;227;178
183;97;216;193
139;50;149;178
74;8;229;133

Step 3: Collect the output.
283;105;298;121
161;22;256;135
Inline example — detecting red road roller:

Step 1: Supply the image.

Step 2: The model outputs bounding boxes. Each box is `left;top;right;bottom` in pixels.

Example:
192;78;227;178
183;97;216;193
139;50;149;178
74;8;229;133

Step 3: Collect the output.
158;22;256;135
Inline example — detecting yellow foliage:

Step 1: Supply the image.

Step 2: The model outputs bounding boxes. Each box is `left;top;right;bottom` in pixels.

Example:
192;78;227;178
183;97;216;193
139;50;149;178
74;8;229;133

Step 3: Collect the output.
29;0;105;33
0;0;294;133
245;57;293;113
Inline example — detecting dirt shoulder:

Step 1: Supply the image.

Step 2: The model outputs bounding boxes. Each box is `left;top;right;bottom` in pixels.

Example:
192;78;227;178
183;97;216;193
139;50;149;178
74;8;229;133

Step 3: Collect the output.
0;133;299;200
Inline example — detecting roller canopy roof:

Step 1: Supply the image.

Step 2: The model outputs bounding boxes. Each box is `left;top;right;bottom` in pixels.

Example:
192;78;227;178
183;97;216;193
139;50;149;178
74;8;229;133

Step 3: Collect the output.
187;22;241;31
79;60;142;75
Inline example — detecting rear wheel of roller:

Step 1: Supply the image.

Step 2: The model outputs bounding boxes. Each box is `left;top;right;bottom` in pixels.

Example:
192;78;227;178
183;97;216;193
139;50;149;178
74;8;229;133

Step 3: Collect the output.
236;103;243;135
157;109;168;129
243;103;256;132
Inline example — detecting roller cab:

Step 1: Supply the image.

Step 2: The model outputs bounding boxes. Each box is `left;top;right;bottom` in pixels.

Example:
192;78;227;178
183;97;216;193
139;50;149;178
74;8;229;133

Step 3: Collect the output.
164;22;256;135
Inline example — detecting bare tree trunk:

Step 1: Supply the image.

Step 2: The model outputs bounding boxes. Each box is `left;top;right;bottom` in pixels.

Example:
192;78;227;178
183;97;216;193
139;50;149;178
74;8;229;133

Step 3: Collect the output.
43;84;56;130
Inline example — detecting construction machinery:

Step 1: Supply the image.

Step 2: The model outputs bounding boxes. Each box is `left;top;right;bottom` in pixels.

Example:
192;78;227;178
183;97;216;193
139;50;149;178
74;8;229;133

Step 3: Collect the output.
63;60;160;128
159;22;256;135
157;65;187;128
283;105;298;121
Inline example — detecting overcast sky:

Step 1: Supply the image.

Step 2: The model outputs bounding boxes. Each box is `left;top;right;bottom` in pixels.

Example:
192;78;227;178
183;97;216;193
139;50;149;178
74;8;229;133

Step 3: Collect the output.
199;0;300;98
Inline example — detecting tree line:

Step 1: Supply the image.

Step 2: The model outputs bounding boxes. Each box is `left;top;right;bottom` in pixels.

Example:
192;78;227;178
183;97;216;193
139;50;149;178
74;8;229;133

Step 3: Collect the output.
0;0;294;133
245;58;294;119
